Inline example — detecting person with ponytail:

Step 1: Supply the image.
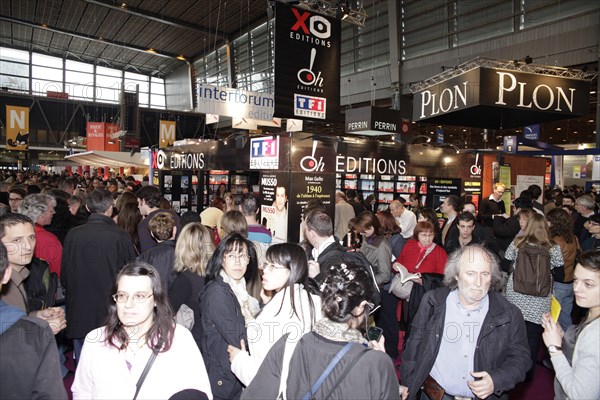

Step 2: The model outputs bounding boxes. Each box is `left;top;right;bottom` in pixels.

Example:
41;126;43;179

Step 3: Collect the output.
242;261;399;400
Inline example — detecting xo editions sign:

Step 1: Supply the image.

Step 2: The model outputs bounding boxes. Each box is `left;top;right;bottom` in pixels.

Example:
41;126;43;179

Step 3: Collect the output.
153;150;205;170
275;3;340;120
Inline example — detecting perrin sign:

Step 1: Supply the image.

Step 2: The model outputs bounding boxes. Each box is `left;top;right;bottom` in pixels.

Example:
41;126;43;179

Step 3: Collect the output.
412;67;590;129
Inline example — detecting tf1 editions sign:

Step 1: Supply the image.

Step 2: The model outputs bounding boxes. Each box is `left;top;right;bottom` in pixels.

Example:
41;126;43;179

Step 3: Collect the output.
250;136;280;170
274;3;341;121
413;66;590;129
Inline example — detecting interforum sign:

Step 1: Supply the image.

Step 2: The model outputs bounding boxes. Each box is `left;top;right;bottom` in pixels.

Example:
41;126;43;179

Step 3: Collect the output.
196;84;274;120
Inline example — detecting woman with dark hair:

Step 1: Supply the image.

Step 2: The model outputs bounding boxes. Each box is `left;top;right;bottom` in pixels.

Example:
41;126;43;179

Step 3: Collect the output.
363;194;376;213
72;262;212;399
241;261;398;399
200;233;259;400
377;210;406;258
352;211;392;287
117;202;142;254
228;243;321;386
394;220;448;342
504;213;564;381
416;207;442;245
407;193;422;213
547;208;581;330
542;250;600;400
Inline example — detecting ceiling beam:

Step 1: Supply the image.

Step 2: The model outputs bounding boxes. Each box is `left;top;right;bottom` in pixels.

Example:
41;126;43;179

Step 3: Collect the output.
1;16;182;61
82;0;227;39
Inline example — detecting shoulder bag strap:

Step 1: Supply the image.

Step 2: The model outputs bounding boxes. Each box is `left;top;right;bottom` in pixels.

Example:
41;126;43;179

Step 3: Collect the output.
277;333;292;400
415;243;436;271
320;347;369;399
133;348;159;400
302;342;354;400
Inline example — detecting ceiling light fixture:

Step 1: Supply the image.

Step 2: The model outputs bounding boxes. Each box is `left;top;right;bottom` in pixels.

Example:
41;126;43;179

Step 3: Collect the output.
147;48;157;54
176;55;186;61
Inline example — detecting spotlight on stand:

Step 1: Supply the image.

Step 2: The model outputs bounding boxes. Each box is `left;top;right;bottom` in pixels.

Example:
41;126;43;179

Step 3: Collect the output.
513;55;533;66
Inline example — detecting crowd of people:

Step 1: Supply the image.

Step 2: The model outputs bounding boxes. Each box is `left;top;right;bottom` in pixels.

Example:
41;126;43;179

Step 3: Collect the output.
0;168;599;399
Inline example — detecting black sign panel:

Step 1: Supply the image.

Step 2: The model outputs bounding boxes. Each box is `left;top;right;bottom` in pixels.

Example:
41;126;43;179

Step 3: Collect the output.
426;178;462;211
345;106;402;136
274;3;341;122
413;66;591;129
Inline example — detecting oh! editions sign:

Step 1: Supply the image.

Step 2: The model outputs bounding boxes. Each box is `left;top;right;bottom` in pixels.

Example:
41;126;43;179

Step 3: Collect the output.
274;3;341;121
196;84;274;121
413;66;591;129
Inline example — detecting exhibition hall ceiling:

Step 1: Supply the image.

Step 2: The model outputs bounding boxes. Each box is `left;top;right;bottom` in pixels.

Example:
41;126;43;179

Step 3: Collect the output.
0;0;267;76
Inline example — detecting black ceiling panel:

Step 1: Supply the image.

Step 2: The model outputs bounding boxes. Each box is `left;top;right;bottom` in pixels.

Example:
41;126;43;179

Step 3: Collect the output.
60;0;88;31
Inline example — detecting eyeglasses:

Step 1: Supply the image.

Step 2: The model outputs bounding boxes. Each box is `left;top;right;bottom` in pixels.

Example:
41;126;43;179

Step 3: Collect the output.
112;292;153;304
225;253;249;263
259;262;288;272
8;197;22;202
419;233;435;237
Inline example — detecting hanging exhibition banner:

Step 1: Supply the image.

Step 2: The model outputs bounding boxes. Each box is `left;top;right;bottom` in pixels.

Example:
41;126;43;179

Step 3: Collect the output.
159;120;176;148
196;84;274;120
86;122;107;151
274;3;341;121
413;64;591;129
345;106;401;136
6;105;29;151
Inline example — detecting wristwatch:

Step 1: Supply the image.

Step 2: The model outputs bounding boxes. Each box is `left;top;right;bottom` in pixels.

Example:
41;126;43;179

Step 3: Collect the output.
548;345;563;353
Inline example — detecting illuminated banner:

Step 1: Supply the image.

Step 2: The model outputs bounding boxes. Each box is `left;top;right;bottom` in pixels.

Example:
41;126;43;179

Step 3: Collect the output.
6;105;29;151
159;120;176;148
196;84;274;121
250;136;280;170
413;66;590;129
274;3;341;121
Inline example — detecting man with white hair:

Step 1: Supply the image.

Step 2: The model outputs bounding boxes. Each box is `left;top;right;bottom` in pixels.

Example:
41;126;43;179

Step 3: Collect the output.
390;199;416;239
400;245;530;400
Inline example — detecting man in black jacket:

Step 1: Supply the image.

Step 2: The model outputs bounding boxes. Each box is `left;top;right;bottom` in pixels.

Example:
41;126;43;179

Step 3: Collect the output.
137;211;177;289
61;189;136;363
478;182;508;227
400;245;530;400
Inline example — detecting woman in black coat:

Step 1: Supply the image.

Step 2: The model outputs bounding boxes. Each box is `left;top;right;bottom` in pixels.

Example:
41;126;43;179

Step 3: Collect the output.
200;233;259;400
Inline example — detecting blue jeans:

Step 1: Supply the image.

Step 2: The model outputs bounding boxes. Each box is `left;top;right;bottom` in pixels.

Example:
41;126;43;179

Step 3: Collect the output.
73;338;85;367
553;281;574;331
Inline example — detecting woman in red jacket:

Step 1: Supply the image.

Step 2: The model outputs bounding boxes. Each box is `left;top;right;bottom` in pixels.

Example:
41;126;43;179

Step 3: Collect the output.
394;220;447;343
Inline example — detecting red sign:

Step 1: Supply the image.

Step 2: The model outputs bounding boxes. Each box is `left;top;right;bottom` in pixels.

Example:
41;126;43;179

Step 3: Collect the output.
86;122;106;151
47;91;69;99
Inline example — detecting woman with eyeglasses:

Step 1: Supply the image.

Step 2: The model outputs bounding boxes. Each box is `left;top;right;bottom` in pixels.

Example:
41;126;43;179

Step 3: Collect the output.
241;261;398;400
394;220;448;343
200;233;259;400
71;262;212;399
227;243;321;387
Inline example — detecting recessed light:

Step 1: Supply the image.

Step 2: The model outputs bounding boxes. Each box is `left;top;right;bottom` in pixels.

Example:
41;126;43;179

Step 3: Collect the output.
556;127;561;131
549;136;553;139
